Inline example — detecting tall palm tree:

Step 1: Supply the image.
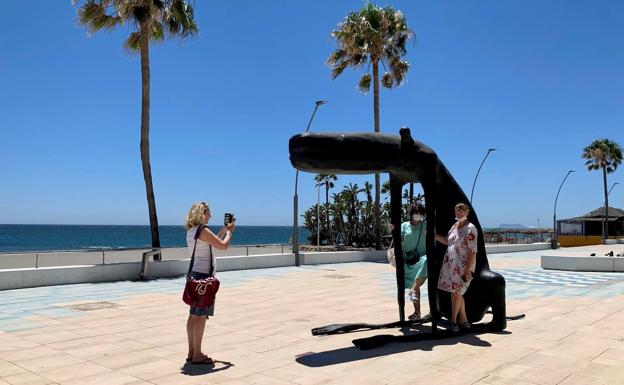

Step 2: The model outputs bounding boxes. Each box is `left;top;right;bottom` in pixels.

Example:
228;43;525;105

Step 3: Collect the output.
582;138;623;243
73;0;198;248
327;2;414;250
315;174;338;243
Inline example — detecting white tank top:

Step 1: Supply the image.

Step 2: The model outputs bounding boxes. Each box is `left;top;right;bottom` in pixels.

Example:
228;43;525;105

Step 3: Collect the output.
186;226;216;275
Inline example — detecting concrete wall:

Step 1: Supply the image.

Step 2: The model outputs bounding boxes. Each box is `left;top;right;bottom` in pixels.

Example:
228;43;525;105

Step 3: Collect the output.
541;255;624;272
2;245;556;291
0;250;384;291
484;243;551;254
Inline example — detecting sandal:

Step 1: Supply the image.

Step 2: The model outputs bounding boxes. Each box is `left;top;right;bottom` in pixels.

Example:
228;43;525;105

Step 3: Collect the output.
408;312;421;321
191;357;214;365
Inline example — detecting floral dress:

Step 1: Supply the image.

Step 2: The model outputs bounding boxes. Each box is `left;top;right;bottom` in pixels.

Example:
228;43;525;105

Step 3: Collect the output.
437;222;478;295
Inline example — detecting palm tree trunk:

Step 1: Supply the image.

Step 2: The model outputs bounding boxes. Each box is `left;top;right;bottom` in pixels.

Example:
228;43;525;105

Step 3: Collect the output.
372;60;381;250
603;166;609;243
325;181;330;244
139;24;160;249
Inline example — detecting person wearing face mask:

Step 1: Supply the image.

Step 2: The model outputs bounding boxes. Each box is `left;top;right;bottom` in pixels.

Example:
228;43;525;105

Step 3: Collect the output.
400;204;428;321
435;202;478;332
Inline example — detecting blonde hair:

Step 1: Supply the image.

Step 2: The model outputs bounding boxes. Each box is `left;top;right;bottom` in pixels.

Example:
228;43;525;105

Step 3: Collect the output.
184;202;210;230
455;202;470;213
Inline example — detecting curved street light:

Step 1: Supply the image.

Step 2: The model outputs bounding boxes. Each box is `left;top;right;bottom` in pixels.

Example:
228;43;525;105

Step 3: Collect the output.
552;170;575;249
293;100;327;265
608;182;619;197
470;148;496;204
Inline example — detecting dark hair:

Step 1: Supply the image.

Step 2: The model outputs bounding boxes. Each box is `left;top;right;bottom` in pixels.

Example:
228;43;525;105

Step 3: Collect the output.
409;203;426;216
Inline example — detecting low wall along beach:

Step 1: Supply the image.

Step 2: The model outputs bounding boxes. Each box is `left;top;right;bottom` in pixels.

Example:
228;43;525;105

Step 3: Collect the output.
0;243;551;290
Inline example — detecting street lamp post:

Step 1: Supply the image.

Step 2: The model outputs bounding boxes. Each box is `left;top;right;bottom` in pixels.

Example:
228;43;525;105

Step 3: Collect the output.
293;100;327;265
552;170;575;249
470;148;496;205
608;182;619;197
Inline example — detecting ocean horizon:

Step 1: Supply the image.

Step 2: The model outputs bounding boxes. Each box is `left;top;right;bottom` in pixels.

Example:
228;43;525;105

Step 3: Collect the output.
0;224;311;253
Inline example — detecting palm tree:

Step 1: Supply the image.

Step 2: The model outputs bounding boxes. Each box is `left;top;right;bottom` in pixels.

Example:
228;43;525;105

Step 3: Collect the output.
327;2;414;250
73;0;198;248
582;139;623;243
315;174;338;243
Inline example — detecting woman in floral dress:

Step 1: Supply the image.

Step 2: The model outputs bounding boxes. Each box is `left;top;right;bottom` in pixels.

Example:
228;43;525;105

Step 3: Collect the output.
435;203;478;332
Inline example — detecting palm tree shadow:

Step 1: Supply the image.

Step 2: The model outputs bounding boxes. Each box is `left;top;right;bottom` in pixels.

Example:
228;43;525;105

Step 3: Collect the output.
297;324;508;368
180;360;234;376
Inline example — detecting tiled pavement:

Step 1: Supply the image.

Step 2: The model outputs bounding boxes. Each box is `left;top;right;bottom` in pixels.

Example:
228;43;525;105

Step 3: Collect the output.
1;251;624;384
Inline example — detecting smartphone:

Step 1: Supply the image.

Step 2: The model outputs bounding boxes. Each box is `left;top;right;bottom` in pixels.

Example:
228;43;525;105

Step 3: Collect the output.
224;213;234;225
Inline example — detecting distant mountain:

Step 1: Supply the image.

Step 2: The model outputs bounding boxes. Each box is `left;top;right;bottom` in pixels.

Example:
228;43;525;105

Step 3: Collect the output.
497;223;529;229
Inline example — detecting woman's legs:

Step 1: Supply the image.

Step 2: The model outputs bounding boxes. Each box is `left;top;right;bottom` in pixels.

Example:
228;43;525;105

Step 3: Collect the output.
191;315;208;362
186;315;194;360
458;295;469;324
410;278;426;317
451;293;461;325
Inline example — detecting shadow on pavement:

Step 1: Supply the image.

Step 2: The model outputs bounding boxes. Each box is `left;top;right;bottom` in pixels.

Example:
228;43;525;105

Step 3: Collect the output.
297;324;510;367
180;360;234;376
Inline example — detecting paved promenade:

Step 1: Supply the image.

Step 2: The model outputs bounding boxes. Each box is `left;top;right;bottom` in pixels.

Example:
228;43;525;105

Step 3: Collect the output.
1;250;624;384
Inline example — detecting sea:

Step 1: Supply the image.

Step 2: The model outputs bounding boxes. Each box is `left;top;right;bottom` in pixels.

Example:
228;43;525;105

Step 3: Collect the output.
0;225;310;253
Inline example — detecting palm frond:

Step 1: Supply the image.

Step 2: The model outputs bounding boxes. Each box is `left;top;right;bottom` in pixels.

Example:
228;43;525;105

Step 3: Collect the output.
74;0;199;52
151;21;165;42
123;31;141;52
330;61;350;79
381;72;393;88
582;138;624;174
358;73;371;93
328;2;414;95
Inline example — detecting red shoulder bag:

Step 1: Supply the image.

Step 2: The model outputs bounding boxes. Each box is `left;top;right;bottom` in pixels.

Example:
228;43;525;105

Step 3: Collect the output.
182;225;220;307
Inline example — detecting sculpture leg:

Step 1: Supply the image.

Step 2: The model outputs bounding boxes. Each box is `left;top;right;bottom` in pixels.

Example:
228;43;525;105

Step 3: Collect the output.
390;175;406;322
482;271;507;331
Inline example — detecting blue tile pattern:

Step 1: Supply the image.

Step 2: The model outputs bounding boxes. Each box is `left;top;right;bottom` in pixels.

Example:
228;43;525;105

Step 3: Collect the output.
2;253;624;333
0;266;302;333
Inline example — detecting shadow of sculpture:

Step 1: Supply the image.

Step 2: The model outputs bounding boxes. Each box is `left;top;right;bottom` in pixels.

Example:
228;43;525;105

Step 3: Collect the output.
297;325;500;367
289;128;508;347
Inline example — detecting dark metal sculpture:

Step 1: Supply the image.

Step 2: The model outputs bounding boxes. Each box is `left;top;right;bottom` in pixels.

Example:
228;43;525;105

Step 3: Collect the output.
289;128;507;337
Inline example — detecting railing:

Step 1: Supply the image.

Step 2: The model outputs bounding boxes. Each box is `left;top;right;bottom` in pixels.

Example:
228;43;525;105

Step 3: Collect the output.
0;244;291;270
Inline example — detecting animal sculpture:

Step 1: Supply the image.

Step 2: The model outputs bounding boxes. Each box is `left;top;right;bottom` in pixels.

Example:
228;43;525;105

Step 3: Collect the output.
289;128;507;340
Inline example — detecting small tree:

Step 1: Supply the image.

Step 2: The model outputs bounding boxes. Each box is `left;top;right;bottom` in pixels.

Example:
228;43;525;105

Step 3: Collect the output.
582;138;623;243
314;174;338;244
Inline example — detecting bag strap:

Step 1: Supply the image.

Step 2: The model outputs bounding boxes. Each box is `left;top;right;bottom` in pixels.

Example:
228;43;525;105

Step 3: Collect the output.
208;245;214;277
186;225;205;279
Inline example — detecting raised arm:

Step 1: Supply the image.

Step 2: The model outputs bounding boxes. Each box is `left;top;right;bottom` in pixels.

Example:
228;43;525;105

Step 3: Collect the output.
199;223;235;250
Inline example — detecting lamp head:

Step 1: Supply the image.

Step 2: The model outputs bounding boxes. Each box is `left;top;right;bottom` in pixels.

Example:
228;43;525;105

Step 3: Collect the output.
315;100;327;106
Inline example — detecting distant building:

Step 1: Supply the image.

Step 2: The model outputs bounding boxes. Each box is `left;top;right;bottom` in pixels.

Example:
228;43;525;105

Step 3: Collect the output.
557;207;624;246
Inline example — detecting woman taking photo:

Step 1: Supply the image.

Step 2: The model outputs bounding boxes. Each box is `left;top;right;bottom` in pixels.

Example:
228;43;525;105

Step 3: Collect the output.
184;202;235;364
435;202;478;332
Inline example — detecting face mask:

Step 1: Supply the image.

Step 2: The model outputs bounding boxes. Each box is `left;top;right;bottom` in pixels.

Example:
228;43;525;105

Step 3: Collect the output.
412;214;424;222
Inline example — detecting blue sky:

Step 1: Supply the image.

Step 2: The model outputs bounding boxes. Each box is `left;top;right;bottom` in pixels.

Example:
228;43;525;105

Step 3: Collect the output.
1;0;623;227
